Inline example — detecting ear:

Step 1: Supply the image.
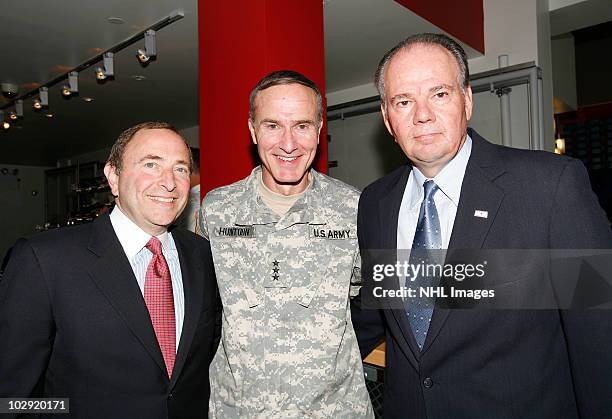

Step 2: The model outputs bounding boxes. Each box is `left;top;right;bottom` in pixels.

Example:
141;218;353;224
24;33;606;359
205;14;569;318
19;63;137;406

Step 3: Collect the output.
248;119;257;145
380;103;396;141
317;122;323;144
464;85;473;121
104;162;120;197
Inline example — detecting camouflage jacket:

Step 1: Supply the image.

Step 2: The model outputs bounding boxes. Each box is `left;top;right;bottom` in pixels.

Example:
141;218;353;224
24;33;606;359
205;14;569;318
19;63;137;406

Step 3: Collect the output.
200;167;373;418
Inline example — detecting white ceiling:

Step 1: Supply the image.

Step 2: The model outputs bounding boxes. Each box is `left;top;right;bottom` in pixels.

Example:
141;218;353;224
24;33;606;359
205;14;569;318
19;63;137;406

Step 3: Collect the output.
0;0;605;166
324;0;481;93
549;0;612;36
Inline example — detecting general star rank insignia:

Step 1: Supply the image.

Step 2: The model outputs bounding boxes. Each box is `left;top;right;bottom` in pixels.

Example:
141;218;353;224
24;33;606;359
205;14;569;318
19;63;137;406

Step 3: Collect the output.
272;260;280;280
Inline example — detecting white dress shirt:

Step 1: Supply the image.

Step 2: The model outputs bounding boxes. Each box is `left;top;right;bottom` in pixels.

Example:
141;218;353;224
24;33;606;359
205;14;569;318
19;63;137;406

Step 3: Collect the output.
110;206;185;351
397;134;473;251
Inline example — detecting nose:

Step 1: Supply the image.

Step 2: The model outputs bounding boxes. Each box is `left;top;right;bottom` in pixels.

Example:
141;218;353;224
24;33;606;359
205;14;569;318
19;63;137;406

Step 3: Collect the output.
159;167;177;191
279;127;298;154
413;98;436;125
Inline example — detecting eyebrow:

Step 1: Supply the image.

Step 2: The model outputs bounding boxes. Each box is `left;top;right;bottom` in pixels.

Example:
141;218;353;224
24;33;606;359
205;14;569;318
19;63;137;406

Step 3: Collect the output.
175;159;190;166
390;84;456;102
389;93;412;103
139;154;162;163
260;118;278;124
259;118;315;125
138;155;190;166
293;119;315;125
429;84;455;93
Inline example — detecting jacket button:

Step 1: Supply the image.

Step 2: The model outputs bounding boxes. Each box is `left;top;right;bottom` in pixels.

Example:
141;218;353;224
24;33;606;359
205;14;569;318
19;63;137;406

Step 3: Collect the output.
168;392;174;399
423;377;433;388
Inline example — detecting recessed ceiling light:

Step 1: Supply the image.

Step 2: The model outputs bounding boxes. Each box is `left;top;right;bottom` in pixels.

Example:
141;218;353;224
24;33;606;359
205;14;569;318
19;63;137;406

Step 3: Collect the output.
107;17;125;25
82;97;94;102
131;75;146;81
45;113;53;118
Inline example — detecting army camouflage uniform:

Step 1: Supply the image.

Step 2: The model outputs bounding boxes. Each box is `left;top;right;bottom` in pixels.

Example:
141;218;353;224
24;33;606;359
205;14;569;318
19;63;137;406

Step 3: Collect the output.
200;167;373;418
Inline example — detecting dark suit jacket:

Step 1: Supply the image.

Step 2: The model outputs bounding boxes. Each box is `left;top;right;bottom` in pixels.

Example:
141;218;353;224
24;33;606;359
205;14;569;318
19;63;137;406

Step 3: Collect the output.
0;214;221;419
352;129;612;419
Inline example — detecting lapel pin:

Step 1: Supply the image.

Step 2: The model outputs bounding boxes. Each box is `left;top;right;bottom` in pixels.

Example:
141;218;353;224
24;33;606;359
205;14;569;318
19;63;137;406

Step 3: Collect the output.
474;210;488;218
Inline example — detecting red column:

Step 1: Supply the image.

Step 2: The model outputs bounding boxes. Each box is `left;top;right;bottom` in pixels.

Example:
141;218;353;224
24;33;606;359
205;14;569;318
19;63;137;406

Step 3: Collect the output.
198;0;327;196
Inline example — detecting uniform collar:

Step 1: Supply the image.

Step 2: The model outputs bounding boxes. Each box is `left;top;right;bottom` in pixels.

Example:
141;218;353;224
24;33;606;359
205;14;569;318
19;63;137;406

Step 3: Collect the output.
235;166;324;226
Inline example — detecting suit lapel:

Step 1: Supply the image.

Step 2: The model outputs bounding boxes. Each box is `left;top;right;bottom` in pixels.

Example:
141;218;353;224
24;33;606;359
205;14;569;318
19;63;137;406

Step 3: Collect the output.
421;131;506;354
447;131;506;250
86;215;167;376
168;229;204;390
378;166;408;251
379;166;423;365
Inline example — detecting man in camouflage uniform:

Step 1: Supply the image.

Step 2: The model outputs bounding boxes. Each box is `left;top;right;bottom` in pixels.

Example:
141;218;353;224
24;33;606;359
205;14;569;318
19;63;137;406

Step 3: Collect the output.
200;70;373;418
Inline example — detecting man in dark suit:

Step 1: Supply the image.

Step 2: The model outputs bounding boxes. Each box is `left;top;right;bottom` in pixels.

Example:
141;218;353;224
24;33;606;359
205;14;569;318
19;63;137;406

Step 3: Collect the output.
0;122;221;418
352;33;612;418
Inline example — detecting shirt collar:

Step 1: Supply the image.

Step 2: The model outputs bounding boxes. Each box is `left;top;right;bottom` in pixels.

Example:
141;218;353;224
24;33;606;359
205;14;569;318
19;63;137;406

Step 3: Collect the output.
406;134;472;209
109;205;172;259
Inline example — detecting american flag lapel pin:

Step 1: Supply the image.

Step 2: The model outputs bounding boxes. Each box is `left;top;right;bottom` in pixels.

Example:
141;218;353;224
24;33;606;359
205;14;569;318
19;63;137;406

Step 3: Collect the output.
474;210;488;219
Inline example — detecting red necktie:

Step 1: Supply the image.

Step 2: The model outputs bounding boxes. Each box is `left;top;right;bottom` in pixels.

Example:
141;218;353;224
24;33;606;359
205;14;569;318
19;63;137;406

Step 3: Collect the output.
144;237;176;378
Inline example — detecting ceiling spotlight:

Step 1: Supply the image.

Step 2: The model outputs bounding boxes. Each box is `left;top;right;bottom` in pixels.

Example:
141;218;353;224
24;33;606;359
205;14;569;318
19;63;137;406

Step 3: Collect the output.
0;11;184;132
95;52;115;81
82;97;94;102
137;30;157;63
34;87;49;109
0;113;9;130
62;71;79;97
7;99;23;121
15;99;23;117
33;87;49;109
1;82;18;99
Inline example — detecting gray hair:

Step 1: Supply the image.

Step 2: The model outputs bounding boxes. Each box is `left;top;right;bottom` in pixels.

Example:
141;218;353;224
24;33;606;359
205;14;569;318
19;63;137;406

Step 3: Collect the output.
375;33;470;105
249;70;323;126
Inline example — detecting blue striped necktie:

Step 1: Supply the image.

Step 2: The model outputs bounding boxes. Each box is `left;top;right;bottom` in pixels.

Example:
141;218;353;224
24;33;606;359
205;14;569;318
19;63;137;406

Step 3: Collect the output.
406;180;442;349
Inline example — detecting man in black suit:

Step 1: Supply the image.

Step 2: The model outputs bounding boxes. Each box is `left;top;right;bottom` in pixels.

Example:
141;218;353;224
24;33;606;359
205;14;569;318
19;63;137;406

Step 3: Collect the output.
352;33;612;418
0;122;220;418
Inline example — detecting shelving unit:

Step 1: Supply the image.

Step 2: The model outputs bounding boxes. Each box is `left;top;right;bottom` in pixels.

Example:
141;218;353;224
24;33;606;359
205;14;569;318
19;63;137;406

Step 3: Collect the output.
44;161;113;228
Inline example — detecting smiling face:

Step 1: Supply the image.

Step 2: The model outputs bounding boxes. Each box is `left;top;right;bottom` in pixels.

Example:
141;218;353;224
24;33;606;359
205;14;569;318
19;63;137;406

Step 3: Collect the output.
381;44;473;178
104;128;191;235
248;83;321;196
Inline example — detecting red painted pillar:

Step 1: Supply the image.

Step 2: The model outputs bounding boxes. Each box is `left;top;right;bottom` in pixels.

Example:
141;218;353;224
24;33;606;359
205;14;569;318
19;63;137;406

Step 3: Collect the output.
198;0;327;196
